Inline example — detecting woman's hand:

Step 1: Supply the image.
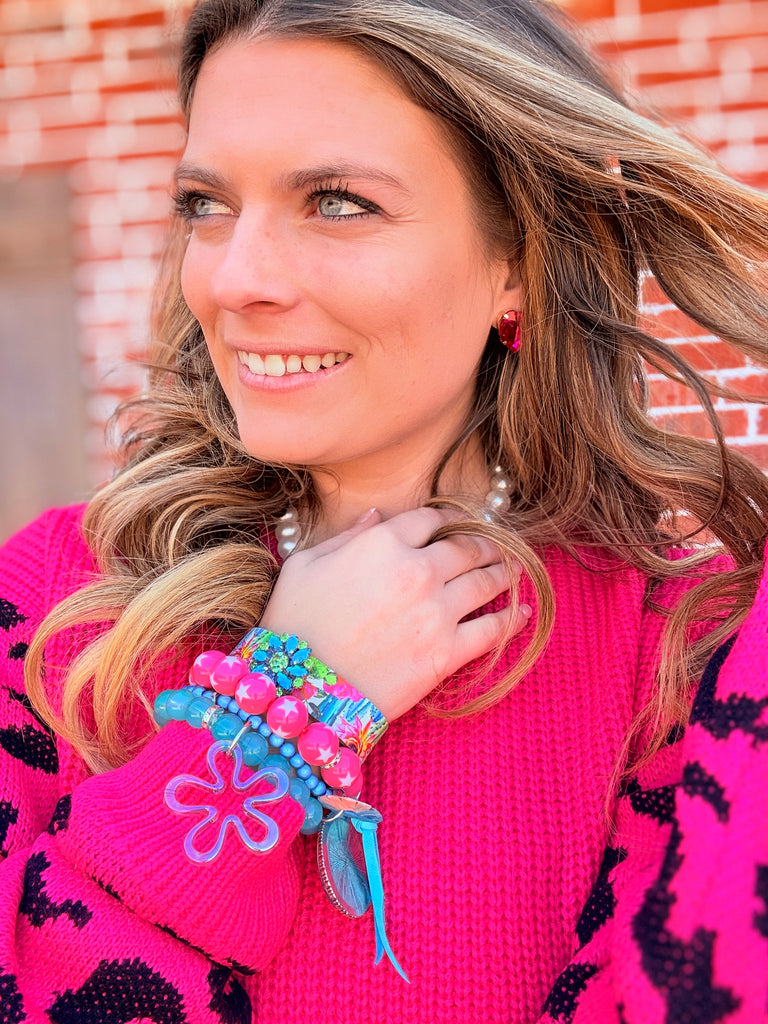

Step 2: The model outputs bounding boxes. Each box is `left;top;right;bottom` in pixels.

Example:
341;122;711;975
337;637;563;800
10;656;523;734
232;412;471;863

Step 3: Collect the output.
260;508;530;721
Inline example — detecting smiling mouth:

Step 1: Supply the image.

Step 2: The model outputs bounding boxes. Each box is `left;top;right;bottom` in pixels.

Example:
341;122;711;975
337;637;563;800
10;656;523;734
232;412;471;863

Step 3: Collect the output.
237;350;350;377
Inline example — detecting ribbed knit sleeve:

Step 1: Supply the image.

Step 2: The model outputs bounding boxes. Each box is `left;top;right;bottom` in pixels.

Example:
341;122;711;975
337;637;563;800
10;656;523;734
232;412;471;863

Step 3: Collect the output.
538;551;768;1024
0;508;306;1023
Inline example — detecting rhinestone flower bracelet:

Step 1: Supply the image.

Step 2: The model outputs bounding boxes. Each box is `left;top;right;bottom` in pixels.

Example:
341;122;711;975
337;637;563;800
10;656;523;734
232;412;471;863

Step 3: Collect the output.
230;627;388;761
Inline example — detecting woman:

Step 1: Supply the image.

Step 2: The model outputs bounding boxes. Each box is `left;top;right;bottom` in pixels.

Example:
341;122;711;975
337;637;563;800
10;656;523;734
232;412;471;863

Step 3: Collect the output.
1;0;766;1021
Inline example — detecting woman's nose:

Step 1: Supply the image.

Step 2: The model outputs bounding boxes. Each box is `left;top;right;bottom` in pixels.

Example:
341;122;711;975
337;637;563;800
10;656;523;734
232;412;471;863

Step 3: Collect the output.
207;214;299;313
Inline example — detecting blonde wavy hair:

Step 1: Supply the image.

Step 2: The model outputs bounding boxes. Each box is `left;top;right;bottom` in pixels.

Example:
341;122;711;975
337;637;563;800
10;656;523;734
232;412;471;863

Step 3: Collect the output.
27;0;768;775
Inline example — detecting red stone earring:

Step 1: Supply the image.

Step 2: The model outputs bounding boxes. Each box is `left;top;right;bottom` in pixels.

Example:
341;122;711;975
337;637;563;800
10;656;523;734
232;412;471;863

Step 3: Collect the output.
496;310;522;352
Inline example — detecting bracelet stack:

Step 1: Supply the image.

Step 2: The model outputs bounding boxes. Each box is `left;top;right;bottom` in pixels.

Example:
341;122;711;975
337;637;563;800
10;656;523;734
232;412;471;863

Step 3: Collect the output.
232;627;388;761
153;629;406;979
154;631;388;833
154;682;328;834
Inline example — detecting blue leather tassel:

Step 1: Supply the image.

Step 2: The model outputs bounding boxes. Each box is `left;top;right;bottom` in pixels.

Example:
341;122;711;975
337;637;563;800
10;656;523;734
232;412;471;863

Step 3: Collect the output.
350;814;410;982
318;796;409;982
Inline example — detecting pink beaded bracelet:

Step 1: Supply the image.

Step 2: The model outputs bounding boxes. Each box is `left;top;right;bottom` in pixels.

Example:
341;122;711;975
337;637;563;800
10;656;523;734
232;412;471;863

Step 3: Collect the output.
189;650;364;794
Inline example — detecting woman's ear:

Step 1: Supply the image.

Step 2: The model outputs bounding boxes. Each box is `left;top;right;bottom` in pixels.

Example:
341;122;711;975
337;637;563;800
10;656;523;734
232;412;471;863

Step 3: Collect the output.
491;261;523;323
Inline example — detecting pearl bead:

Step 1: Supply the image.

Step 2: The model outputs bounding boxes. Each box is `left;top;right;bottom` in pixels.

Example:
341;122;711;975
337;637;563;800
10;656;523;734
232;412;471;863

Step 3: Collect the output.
277;537;298;558
485;490;511;513
276;523;300;540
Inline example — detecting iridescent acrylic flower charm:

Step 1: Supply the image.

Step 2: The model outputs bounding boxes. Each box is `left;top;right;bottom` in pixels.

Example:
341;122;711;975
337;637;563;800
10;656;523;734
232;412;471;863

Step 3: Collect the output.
164;740;289;863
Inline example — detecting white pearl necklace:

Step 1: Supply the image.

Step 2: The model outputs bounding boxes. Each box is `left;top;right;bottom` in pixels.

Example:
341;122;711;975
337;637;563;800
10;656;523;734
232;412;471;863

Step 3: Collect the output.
275;465;512;559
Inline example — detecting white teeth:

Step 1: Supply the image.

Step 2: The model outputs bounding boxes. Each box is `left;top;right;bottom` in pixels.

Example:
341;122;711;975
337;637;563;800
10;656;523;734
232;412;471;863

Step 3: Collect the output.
247;352;265;374
238;351;350;375
264;354;286;377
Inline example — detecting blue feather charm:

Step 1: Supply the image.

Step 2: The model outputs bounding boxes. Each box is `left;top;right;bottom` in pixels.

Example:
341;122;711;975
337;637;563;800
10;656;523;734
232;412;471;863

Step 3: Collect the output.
317;795;409;982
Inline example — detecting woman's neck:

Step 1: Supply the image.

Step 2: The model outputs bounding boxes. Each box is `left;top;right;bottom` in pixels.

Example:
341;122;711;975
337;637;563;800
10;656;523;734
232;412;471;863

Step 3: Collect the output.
307;438;491;543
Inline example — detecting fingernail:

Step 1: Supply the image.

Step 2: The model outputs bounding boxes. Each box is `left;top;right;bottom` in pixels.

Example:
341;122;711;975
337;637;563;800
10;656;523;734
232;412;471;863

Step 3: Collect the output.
519;603;532;619
356;507;378;524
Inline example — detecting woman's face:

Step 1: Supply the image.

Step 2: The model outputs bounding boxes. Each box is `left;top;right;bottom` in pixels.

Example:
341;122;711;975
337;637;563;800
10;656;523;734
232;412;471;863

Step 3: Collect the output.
179;37;519;477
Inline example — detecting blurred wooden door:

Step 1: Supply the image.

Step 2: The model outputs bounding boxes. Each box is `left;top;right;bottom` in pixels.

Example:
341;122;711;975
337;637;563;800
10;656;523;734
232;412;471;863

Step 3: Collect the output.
0;172;89;542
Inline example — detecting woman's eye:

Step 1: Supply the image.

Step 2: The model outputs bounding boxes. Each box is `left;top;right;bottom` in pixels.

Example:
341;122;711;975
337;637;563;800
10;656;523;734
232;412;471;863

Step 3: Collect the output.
189;195;231;218
316;193;370;219
174;189;233;221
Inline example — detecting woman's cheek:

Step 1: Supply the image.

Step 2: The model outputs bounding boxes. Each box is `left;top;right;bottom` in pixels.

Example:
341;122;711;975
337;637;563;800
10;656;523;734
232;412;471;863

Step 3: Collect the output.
180;242;216;320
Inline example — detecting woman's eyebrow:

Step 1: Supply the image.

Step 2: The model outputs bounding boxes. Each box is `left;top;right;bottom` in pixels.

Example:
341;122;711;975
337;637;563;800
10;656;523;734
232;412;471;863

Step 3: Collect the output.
279;164;409;193
173;163;230;189
171;160;411;200
173;161;411;194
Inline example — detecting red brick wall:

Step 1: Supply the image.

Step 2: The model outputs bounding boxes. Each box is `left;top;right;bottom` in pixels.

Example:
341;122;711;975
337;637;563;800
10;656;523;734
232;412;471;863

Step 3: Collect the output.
0;2;187;485
571;0;768;466
1;0;766;491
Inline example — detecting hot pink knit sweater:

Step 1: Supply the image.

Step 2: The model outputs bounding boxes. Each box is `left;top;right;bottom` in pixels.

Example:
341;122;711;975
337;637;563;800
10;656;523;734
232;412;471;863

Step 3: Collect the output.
0;505;765;1023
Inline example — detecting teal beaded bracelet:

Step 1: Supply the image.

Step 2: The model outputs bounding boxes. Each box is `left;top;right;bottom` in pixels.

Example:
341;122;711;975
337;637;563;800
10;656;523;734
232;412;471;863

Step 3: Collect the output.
154;686;325;834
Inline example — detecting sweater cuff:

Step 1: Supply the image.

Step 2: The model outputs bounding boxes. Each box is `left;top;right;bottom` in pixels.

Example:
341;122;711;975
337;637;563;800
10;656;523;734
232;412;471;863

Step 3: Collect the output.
57;721;306;971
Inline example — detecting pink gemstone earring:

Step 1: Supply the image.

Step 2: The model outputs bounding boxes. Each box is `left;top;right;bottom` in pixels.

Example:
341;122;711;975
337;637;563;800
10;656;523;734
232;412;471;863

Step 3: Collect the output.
496;310;522;352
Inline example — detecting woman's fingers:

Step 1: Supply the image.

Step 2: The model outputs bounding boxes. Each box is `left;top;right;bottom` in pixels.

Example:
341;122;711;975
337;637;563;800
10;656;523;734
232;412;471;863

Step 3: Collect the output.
380;506;465;548
452;603;532;674
307;506;502;580
444;561;515;619
426;533;507;582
